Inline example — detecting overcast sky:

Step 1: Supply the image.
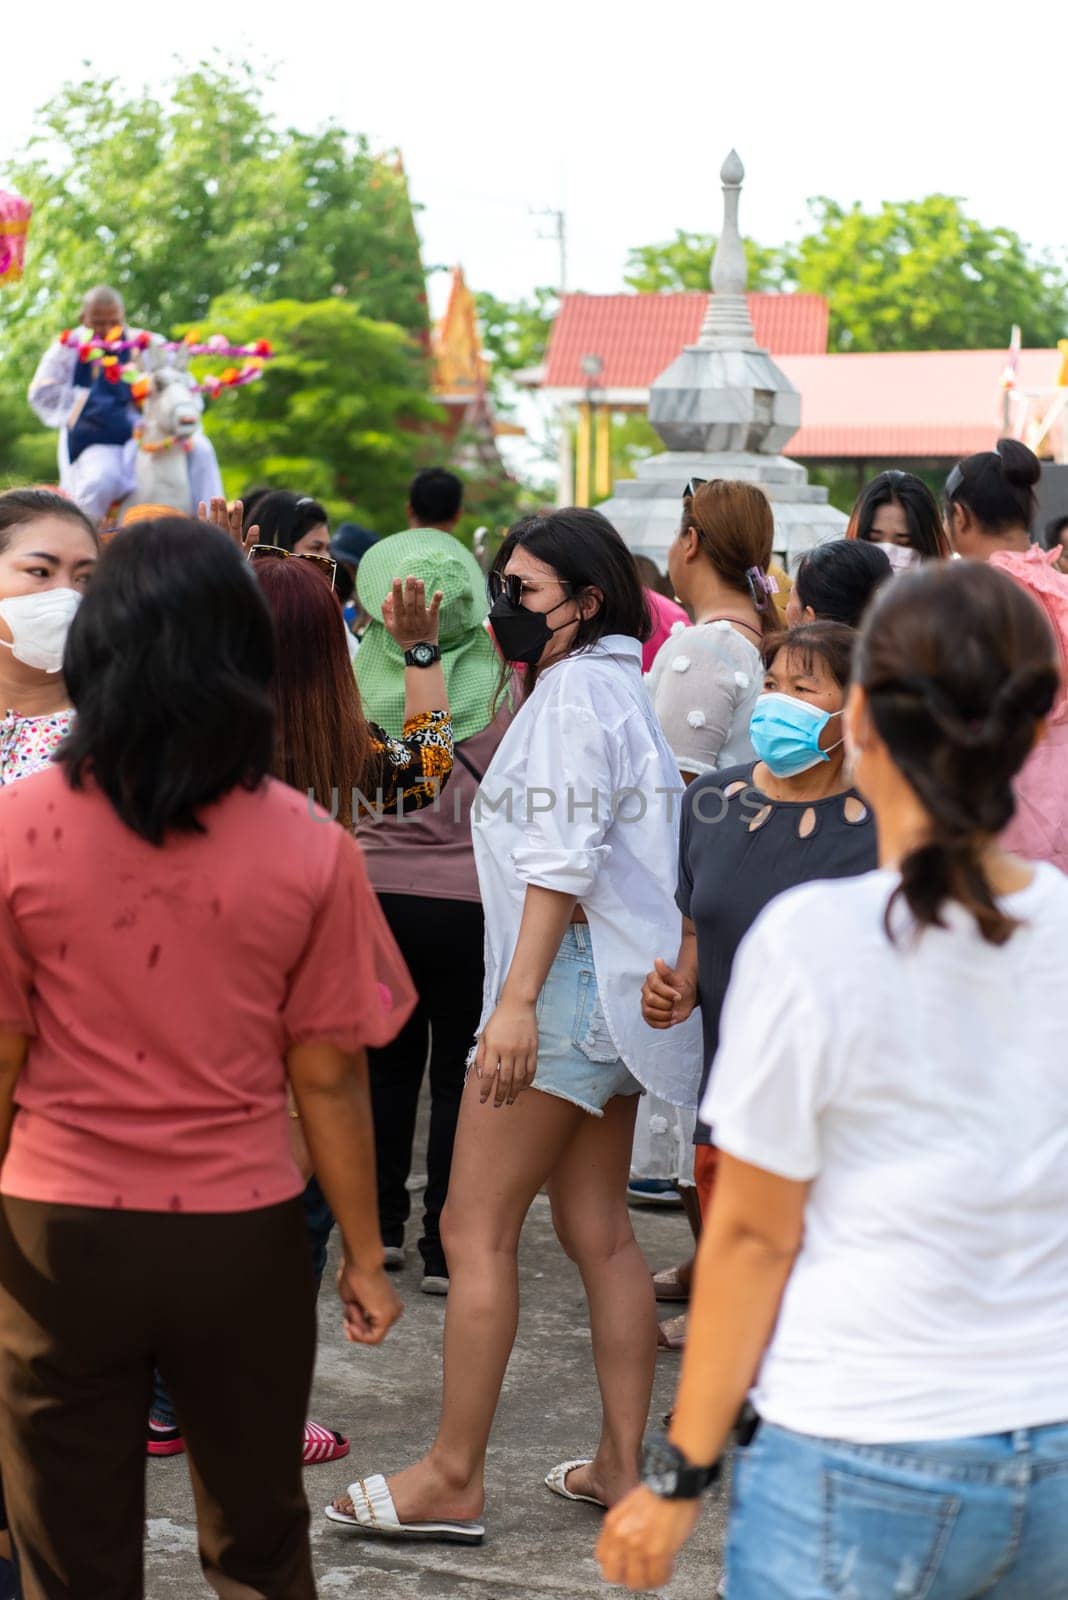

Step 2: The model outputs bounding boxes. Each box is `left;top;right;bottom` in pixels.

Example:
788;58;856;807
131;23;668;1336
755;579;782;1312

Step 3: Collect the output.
5;0;1066;317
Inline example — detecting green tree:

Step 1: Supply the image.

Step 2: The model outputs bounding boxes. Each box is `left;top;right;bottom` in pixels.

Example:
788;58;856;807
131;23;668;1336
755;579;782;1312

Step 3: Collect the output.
0;58;433;487
3;60;427;345
624;230;785;293
195;297;442;528
474;287;558;403
785;196;1068;352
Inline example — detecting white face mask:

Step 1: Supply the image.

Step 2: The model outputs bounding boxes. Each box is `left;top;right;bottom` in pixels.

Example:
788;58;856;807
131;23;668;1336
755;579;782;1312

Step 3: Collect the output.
0;588;82;675
873;542;920;574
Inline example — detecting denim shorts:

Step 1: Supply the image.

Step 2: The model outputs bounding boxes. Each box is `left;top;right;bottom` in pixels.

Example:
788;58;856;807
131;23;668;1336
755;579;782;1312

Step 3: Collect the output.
726;1418;1068;1599
530;926;641;1116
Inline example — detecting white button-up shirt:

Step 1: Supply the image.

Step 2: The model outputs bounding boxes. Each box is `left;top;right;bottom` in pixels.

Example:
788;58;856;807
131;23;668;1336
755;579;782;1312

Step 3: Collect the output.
471;634;703;1108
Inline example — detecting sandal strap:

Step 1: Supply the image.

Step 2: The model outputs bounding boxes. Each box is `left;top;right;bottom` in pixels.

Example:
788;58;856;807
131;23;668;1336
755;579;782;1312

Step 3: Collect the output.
346;1474;401;1531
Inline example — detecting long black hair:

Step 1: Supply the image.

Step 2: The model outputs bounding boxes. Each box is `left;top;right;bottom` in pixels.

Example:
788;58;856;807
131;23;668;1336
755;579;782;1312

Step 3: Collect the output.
59;519;275;844
848;470;950;560
492;508;651;653
856;561;1058;945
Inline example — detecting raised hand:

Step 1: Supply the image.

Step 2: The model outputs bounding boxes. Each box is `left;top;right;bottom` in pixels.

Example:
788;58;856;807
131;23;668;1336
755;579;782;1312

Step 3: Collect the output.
381;576;443;650
197;497;259;556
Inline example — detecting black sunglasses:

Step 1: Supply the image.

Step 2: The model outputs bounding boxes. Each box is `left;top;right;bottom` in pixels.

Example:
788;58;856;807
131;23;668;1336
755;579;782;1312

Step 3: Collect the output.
488;570;573;607
682;477;708;501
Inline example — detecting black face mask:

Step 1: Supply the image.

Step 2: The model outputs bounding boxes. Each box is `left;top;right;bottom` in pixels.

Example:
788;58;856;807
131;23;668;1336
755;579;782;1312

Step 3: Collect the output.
488;594;574;666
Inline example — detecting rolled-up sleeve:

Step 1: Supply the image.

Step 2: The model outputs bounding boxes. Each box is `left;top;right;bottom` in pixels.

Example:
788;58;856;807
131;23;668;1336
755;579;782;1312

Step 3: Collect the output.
509;699;618;898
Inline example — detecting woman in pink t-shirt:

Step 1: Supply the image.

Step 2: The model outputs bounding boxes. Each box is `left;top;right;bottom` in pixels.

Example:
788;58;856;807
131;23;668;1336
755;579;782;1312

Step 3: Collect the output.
0;518;416;1600
943;439;1068;873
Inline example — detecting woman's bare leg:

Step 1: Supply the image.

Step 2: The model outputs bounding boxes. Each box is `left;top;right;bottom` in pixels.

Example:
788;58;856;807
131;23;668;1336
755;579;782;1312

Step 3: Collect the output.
336;1075;585;1523
547;1092;655;1507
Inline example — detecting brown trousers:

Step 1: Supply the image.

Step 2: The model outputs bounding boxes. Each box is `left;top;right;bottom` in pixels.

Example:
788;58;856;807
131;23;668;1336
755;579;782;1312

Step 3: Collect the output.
0;1196;318;1600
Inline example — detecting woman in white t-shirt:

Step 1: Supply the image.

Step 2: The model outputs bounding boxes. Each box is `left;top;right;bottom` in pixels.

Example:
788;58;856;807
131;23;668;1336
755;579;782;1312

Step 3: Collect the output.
645;479;780;782
327;509;702;1544
598;559;1068;1599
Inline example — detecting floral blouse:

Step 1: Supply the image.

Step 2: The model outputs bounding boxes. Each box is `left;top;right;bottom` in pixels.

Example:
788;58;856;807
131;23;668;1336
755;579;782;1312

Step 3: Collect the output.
0;709;75;787
365;709;453;815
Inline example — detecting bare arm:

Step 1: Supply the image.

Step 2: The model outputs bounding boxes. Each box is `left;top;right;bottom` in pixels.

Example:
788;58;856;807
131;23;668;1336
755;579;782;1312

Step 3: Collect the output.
286;1042;402;1345
474;883;576;1108
597;1153;806;1590
0;1033;27;1165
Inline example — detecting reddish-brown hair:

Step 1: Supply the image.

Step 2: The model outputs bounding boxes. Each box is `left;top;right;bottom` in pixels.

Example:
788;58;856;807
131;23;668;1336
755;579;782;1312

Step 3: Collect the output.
253;557;372;829
682;480;781;638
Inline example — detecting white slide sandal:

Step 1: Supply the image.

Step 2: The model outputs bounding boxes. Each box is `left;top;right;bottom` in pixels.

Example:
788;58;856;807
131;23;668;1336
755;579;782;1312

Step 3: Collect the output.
544;1459;607;1509
324;1474;485;1545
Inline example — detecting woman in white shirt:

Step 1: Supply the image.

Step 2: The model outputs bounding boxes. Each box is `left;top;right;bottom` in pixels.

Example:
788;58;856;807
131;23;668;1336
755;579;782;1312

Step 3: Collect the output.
328;509;702;1544
598;559;1068;1598
645;479;779;783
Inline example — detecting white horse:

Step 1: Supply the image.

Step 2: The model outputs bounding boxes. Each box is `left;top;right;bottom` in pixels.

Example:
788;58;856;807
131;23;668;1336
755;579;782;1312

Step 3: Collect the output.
121;349;223;516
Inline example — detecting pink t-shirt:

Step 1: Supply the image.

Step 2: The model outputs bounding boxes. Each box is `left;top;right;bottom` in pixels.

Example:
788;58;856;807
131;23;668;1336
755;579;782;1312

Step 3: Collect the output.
0;768;416;1214
992;545;1068;874
642;588;690;673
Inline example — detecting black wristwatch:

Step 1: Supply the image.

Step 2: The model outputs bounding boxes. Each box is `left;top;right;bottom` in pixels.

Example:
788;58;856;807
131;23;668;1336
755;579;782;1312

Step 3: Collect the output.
640;1434;721;1500
403;641;441;668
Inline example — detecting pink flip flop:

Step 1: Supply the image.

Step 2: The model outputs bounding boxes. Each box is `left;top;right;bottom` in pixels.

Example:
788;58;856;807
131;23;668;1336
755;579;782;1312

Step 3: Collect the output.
303;1421;350;1466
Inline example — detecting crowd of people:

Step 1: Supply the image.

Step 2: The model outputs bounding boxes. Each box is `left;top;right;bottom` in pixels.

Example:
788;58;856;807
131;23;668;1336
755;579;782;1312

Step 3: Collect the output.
0;402;1066;1600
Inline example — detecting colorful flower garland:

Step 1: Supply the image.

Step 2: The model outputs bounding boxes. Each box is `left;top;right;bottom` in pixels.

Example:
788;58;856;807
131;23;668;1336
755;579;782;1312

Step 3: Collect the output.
57;327;274;392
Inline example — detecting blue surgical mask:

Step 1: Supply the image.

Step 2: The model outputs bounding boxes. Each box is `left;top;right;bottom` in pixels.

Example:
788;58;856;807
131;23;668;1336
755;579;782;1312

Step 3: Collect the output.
749;691;844;778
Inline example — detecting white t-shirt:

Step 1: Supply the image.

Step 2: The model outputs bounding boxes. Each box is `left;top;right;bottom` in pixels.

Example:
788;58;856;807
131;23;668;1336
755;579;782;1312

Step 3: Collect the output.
472;635;703;1109
701;864;1068;1443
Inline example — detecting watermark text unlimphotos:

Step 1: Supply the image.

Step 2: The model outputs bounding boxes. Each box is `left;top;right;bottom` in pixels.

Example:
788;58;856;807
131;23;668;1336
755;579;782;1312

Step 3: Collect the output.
307;781;766;827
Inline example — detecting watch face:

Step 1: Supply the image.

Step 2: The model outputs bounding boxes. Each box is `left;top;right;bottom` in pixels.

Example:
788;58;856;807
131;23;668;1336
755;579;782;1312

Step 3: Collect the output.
640;1439;680;1497
410;643;435;665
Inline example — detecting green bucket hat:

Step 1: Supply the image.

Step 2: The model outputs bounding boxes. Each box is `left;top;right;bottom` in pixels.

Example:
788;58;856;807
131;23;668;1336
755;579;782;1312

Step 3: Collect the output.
355;528;505;743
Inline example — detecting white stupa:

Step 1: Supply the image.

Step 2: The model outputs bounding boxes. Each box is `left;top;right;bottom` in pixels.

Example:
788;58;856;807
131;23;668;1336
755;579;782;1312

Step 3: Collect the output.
598;151;847;570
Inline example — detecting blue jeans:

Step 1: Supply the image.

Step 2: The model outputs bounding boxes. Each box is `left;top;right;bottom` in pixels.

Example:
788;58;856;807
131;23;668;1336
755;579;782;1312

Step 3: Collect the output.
726;1419;1068;1599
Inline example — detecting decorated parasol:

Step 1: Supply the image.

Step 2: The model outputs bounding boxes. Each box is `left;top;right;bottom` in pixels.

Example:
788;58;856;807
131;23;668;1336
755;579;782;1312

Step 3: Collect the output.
0;190;32;286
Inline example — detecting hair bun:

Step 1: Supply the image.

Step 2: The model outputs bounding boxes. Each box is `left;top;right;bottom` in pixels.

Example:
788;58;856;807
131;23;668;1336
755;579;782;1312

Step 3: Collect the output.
985;662;1059;738
996;437;1042;490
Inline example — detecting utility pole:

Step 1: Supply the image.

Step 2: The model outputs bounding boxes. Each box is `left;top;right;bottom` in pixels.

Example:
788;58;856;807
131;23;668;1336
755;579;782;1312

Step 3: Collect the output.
532;207;567;295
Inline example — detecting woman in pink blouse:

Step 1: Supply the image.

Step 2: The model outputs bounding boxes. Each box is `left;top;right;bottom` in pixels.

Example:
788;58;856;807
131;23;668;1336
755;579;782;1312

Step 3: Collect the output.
0;518;415;1600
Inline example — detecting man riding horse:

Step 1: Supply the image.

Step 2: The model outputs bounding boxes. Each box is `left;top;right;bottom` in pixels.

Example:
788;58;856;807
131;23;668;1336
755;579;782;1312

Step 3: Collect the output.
27;285;223;522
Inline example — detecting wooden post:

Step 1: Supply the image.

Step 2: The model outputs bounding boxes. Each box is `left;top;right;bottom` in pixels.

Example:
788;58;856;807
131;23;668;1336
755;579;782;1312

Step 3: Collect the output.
575;402;592;507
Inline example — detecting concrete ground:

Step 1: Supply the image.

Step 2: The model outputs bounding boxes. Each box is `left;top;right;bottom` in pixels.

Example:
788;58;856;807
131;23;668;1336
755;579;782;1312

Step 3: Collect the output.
144;1190;725;1599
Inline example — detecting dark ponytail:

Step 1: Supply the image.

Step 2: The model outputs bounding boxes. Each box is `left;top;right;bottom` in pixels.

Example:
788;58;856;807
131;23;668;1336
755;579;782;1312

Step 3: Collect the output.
944;438;1041;536
856;562;1059;945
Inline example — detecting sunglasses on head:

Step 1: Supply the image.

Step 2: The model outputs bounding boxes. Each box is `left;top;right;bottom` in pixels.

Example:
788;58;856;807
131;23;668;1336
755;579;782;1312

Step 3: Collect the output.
682;477;708;501
247;543;337;591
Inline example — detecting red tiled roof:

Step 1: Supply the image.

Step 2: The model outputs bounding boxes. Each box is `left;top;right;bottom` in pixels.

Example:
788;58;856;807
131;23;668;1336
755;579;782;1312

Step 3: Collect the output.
543;292;829;388
778;349;1061;460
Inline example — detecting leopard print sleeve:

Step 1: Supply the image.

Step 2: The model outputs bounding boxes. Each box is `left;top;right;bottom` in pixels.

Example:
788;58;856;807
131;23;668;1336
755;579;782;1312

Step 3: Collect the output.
363;710;454;817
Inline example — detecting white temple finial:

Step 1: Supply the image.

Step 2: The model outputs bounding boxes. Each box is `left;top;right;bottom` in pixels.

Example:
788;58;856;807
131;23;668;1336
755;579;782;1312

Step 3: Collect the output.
720;148;745;186
697;148;758;350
